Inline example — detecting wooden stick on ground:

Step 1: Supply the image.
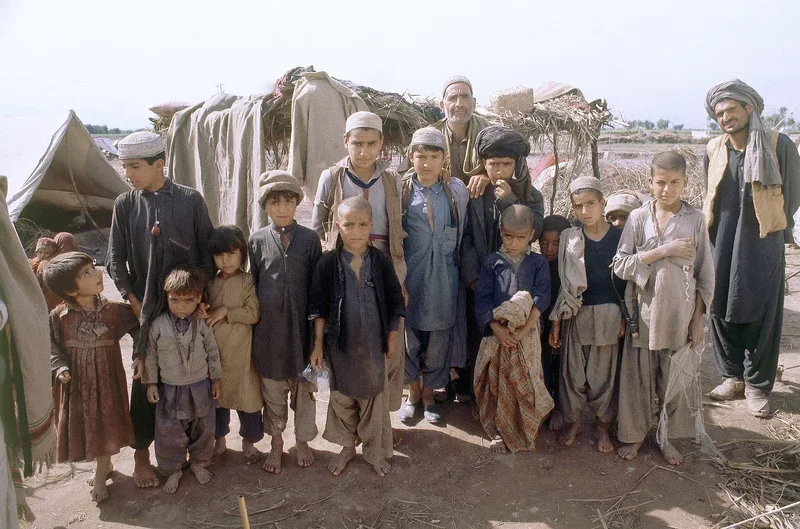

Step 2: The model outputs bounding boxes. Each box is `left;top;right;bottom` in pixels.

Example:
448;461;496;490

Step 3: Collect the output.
238;496;250;529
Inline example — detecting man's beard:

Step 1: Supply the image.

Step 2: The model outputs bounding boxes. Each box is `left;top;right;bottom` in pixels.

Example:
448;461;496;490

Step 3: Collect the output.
447;111;472;125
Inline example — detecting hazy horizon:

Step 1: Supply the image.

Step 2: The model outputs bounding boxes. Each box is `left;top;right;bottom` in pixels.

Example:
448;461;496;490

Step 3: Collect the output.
2;0;798;131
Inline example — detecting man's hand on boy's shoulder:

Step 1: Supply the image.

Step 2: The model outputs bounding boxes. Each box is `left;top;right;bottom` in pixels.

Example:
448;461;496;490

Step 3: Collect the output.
467;173;491;199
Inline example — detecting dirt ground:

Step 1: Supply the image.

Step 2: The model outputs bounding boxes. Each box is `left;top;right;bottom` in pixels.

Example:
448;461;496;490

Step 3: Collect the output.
23;202;800;529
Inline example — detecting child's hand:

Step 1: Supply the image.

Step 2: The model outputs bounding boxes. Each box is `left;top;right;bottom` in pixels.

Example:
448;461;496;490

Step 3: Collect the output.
493;179;512;201
193;303;210;320
206;307;228;326
146;384;160;404
490;321;518;351
548;319;562;349
210;380;221;400
661;238;694;260
127;295;143;319
386;331;398;359
688;313;704;349
131;357;143;380
310;346;324;369
57;370;71;384
618;319;627;339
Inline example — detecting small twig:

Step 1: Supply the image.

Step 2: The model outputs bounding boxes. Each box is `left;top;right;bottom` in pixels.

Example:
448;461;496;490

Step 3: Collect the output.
720;499;800;528
596;509;609;529
567;489;648;503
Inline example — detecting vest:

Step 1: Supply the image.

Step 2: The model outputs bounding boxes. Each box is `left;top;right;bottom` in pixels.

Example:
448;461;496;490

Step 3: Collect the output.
704;131;785;238
324;165;407;282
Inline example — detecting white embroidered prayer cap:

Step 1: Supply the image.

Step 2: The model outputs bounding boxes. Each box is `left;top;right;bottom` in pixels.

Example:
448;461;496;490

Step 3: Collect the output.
118;131;165;160
345;111;382;134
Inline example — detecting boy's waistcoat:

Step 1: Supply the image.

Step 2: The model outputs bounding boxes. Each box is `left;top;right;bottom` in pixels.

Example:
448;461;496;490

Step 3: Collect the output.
704;131;785;238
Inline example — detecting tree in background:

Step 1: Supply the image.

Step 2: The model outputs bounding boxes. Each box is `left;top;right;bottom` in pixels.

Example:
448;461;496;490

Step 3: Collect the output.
673;124;685;131
656;118;671;129
762;107;796;131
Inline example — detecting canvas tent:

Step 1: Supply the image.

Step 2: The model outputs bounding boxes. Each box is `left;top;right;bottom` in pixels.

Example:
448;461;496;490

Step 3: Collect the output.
0;111;129;227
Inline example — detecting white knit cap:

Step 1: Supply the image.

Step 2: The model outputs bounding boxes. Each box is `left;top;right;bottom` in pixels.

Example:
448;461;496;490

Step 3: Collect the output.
569;176;604;194
442;75;473;98
345;111;382;134
410;127;446;150
118;131;165;160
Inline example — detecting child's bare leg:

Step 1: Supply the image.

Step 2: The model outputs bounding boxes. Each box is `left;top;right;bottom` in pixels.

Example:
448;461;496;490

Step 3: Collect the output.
162;469;182;494
91;456;112;502
212;436;227;463
242;439;262;465
263;434;284;474
189;463;212;484
371;457;391;477
557;421;583;446
328;445;356;476
87;461;115;486
133;448;159;488
421;386;435;406
595;420;614;453
548;410;565;431
295;440;314;468
490;435;508;454
661;441;683;466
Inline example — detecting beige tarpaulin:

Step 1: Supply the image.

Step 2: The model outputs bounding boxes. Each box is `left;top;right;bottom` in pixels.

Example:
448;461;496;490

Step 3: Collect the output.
167;93;268;236
1;111;129;223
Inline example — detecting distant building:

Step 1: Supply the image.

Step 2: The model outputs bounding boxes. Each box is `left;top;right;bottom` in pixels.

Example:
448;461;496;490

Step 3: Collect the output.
692;130;710;140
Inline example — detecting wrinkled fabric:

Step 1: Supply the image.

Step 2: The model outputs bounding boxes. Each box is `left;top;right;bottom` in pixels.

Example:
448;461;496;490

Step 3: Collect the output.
705;79;781;186
474;292;553;452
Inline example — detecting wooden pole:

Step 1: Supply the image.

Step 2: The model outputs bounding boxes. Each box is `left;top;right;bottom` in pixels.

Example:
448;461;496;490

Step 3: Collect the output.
238;495;250;529
549;133;559;215
591;138;601;179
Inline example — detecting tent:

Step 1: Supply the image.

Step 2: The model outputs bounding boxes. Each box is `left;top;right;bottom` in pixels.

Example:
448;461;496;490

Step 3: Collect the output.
0;111;130;227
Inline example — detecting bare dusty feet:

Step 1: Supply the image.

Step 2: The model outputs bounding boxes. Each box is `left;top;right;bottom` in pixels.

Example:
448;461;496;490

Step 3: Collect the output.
618;441;644;460
212;436;227;463
263;436;284;474
162;470;182;494
661;442;683;466
242;440;262;465
392;428;402;448
371;458;392;477
91;457;111;502
328;446;356;476
557;421;583;446
595;421;614;453
490;437;508;454
189;464;212;484
87;461;115;486
295;440;314;468
133;449;159;488
548;410;565;431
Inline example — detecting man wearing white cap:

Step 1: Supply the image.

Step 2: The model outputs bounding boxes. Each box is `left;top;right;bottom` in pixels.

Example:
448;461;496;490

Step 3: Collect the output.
311;111;407;441
108;131;214;488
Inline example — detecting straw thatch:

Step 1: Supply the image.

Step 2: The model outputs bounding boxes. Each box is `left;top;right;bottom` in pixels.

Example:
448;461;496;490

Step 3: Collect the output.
259;66;441;168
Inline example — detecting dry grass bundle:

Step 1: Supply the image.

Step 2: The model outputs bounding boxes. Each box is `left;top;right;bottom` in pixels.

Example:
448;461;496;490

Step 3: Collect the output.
713;413;800;529
537;146;704;219
260;66;439;167
14;218;54;256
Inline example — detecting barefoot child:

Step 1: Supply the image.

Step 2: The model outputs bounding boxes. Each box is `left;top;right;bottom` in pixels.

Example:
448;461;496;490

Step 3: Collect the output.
613;152;714;465
309;197;405;477
549;177;626;453
206;226;263;465
108;131;214;488
538;215;572;430
397;128;469;425
143;267;221;494
311;112;407;440
45;252;139;502
250;171;321;474
474;205;553;453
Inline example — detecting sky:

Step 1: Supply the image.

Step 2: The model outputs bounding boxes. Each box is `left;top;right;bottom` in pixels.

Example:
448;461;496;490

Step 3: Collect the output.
1;0;798;130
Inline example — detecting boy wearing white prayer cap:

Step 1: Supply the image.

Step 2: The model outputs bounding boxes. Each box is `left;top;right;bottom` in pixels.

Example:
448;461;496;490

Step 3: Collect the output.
108;131;215;489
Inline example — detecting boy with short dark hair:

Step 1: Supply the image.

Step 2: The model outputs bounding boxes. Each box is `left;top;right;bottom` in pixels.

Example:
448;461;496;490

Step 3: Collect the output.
249;170;322;474
397;128;469;425
309;197;405;477
613;151;714;466
310;111;407;440
108;131;214;488
549;177;626;453
143;266;221;494
474;205;553;453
